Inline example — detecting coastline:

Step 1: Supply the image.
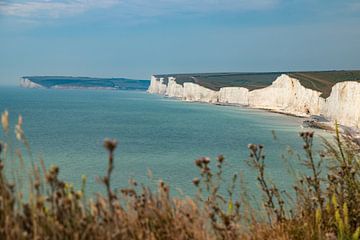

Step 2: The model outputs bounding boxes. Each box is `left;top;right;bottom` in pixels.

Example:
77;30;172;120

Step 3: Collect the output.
149;74;360;138
161;94;352;141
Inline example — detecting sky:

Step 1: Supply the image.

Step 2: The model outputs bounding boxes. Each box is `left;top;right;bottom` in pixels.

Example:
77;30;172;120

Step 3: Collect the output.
0;0;359;85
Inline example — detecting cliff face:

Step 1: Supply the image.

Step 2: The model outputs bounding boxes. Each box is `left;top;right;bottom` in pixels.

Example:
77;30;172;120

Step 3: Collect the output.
248;74;325;116
323;82;360;129
165;77;184;98
148;74;360;129
20;78;44;89
218;87;249;105
182;82;219;103
147;76;167;95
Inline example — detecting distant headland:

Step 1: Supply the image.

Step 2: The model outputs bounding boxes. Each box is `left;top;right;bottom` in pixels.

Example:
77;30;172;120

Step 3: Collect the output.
20;76;150;91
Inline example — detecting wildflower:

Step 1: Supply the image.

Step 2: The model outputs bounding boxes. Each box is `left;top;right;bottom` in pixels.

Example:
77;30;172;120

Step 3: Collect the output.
192;177;200;186
103;138;117;153
50;165;59;175
1;110;9;133
202;157;210;164
217;155;225;163
195;159;202;167
247;144;257;152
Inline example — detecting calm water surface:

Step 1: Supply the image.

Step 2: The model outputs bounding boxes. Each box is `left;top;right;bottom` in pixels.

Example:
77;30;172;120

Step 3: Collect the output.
0;87;330;195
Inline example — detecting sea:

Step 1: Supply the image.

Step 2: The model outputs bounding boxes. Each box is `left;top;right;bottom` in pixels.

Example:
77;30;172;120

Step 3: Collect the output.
0;87;331;196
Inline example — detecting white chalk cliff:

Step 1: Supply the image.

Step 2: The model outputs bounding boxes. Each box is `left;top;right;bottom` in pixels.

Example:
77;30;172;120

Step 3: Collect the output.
219;87;249;105
165;77;184;98
148;74;360;129
323;82;360;129
248;74;325;116
148;76;167;95
182;82;219;103
20;78;43;89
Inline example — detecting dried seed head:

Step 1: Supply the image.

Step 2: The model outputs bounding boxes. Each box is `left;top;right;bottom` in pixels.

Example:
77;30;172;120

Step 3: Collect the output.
195;159;202;167
217;155;225;163
50;165;59;175
192;177;200;186
202;157;210;165
104;139;118;152
247;144;257;152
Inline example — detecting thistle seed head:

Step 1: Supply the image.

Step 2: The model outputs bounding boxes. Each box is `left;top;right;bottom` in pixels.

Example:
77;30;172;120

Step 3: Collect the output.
104;139;118;153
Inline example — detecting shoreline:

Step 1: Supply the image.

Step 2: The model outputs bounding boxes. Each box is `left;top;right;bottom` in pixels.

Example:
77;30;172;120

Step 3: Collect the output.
159;94;358;137
148;73;360;138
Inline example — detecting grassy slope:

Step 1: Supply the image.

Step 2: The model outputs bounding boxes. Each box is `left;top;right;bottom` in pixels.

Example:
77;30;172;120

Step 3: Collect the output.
155;70;360;98
24;76;150;90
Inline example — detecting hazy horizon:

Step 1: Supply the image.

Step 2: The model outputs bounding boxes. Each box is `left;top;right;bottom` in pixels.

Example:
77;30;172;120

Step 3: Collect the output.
1;0;360;85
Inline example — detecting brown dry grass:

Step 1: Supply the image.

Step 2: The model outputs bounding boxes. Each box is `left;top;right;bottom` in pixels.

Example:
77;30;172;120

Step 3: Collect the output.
0;111;359;240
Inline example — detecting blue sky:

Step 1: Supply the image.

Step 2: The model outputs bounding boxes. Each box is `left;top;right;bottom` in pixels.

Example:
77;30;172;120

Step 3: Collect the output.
0;0;359;85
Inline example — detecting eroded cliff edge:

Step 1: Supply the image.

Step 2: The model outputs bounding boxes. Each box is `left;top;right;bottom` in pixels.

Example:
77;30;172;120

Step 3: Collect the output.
148;74;360;130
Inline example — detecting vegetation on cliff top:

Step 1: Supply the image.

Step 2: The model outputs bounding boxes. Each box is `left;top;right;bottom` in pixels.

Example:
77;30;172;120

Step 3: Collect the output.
22;76;150;90
0;111;359;239
155;70;360;98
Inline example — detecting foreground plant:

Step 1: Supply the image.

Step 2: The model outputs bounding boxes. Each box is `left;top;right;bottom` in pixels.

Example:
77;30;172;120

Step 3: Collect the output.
0;111;359;240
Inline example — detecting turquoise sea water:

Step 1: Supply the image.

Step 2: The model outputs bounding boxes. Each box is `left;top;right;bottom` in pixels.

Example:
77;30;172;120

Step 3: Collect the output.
0;87;330;195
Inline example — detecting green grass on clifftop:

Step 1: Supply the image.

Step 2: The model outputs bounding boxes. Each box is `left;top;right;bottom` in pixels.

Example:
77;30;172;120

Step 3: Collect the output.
155;70;360;98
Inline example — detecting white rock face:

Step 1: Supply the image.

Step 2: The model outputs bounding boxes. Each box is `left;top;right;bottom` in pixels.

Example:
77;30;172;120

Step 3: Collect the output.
248;74;325;116
182;82;219;103
218;87;249;105
165;77;184;98
148;74;360;129
148;76;167;95
323;81;360;129
20;78;43;89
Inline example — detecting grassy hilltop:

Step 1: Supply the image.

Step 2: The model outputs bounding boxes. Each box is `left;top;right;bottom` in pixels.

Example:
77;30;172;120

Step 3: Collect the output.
155;70;360;98
23;76;150;91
